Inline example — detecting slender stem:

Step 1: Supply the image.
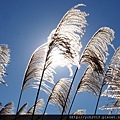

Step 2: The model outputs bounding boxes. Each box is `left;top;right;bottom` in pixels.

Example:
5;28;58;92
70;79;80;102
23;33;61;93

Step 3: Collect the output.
43;98;50;115
16;87;23;114
67;69;86;115
31;52;49;120
65;69;88;120
60;67;78;120
94;79;104;115
14;87;24;120
68;89;77;114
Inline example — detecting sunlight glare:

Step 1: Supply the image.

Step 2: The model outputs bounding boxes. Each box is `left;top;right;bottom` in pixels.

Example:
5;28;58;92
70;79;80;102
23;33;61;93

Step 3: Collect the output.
51;48;64;67
51;47;73;76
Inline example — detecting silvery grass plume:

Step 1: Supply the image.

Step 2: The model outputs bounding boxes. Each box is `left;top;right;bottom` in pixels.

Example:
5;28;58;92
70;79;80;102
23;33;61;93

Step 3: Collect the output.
80;27;115;74
0;44;10;85
102;47;120;98
0;102;14;115
16;4;88;116
22;3;88;91
78;27;115;114
17;103;28;115
27;98;44;115
100;47;120;113
77;27;115;94
73;109;86;115
49;78;72;113
66;66;103;116
63;27;115;115
43;78;72;114
16;99;44;115
33;78;72;120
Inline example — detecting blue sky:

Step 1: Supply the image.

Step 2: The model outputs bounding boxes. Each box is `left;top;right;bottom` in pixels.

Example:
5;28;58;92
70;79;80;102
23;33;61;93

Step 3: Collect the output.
0;0;120;114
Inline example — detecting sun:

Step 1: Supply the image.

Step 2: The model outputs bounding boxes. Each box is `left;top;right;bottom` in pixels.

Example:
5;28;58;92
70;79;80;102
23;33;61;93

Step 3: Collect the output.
51;48;64;66
50;47;73;76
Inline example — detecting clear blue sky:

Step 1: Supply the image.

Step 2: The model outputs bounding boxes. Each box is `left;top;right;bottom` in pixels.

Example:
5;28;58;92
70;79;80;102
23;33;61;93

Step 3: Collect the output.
0;0;120;114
